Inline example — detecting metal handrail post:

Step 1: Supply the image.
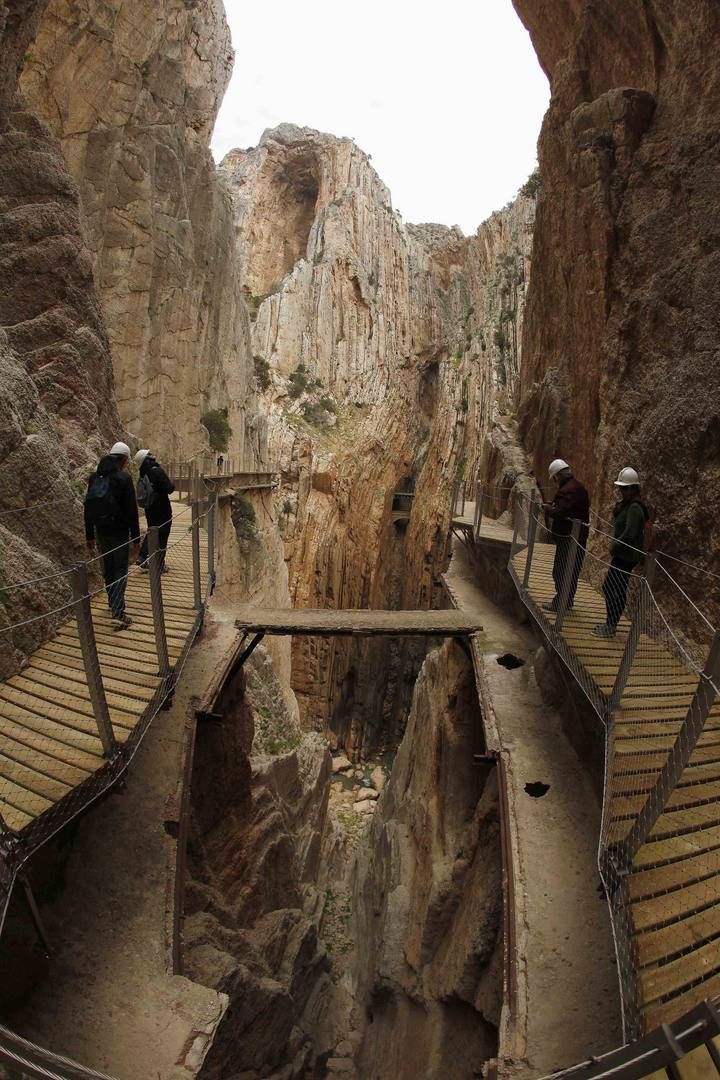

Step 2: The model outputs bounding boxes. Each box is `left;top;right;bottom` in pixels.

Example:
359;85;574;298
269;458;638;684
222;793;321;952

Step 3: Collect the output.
622;629;720;862
522;498;539;589
191;500;202;610
147;527;171;677
207;496;216;586
608;554;657;712
556;520;582;631
71;564;116;757
475;482;485;541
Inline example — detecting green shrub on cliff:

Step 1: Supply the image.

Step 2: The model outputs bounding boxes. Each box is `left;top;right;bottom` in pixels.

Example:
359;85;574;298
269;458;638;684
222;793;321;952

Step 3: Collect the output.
201;407;232;452
253;354;271;390
519;167;541;198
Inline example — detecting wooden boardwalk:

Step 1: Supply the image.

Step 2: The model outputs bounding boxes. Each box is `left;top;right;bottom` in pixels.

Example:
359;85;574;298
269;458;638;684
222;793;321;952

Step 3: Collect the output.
452;501;515;546
235;607;484;636
0;500;207;844
512;543;720;1033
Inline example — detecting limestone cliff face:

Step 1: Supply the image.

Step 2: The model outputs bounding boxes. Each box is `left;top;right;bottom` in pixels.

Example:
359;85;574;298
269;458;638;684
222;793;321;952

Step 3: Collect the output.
351;642;502;1078
0;1;121;674
221;125;534;750
513;0;720;588
184;649;339;1079
21;0;263;463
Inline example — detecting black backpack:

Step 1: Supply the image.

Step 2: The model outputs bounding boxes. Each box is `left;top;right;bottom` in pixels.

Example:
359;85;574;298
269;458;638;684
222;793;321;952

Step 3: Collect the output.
85;472;120;530
136;473;156;510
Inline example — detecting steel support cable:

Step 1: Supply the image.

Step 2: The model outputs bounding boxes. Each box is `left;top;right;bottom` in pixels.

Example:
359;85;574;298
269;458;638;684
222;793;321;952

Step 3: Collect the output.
504;487;720;583
0;492;81;520
657;560;717;633
0;566;75;593
647;583;717;681
0;511;202;629
0;598;78;635
1;504;191;592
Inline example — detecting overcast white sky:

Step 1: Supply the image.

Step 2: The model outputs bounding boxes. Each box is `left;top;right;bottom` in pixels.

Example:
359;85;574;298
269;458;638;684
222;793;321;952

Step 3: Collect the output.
212;0;550;235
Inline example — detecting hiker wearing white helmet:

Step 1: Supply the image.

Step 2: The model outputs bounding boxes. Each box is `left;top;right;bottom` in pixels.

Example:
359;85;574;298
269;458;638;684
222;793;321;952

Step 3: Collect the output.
541;458;591;613
83;442;140;631
593;467;650;638
134;449;175;573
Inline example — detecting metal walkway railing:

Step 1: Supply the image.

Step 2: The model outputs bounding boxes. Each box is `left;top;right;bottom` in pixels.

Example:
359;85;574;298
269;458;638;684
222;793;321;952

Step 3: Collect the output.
0;470;218;945
458;480;720;1041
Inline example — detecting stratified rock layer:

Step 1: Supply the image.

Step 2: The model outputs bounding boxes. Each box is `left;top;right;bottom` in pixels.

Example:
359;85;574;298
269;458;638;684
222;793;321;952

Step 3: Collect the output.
352;641;502;1078
21;0;263;462
513;0;720;595
221;125;535;750
0;1;122;673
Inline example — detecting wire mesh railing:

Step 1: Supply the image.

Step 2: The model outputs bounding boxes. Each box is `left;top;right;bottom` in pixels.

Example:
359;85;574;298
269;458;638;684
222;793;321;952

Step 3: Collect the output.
0;492;218;879
472;480;720;1041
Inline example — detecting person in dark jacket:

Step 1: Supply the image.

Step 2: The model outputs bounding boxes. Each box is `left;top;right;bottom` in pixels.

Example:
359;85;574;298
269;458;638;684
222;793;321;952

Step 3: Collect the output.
593;467;649;638
541;458;591;612
84;441;140;630
135;449;175;572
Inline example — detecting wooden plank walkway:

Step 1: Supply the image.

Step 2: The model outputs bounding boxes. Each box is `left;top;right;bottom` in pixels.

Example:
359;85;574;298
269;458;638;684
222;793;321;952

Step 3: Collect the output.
0;500;207;842
235;607;484;636
452;501;515;545
512;543;720;1034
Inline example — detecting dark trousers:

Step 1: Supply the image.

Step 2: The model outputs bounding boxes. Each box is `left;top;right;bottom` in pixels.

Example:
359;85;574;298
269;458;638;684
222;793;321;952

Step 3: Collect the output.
98;532;130;618
602;557;635;628
139;517;172;569
552;537;586;606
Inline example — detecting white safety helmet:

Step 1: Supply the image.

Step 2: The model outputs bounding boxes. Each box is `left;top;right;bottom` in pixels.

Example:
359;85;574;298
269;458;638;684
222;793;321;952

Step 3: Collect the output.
134;449;150;467
614;467;640;487
548;458;570;480
109;441;131;458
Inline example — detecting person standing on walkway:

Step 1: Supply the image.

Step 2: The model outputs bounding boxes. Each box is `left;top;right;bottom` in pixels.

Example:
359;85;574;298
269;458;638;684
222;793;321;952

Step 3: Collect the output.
542;459;591;612
84;442;140;631
135;449;175;573
593;467;649;638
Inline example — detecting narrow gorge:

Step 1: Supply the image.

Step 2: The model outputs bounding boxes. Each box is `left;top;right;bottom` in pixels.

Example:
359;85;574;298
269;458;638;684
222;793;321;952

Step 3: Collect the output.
0;1;719;1079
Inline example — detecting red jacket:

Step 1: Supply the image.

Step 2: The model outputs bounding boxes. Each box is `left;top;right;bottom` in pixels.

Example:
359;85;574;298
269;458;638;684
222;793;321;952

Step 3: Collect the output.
547;475;590;543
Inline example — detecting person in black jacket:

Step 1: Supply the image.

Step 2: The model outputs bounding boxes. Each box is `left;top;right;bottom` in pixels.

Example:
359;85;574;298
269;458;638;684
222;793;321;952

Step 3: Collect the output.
541;458;591;612
84;441;140;630
134;449;175;572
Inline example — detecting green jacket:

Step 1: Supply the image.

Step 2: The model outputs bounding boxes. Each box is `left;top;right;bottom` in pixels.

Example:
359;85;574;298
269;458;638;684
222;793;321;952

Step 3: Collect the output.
611;498;647;565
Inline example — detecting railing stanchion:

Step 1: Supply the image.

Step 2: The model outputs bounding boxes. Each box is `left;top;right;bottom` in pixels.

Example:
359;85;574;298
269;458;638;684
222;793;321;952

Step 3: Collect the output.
608;554;657;712
622;627;720;863
522;498;539;589
191;500;202;610
555;519;581;631
71;563;117;757
474;481;485;541
147;527;171;677
208;496;216;588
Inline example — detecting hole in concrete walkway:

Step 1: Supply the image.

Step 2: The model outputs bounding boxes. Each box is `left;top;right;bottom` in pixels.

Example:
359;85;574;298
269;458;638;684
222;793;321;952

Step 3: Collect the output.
525;781;550;798
496;653;525;669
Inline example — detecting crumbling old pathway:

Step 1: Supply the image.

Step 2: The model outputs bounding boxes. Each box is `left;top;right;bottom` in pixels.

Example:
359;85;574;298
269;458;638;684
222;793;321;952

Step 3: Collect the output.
444;539;622;1075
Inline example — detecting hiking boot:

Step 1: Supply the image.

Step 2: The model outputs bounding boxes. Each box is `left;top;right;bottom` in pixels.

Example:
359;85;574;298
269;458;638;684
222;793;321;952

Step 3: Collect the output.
542;599;573;612
592;624;615;638
111;614;133;632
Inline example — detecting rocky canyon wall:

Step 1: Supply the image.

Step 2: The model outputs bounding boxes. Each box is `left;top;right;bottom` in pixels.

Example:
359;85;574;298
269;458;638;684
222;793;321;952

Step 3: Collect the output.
351;641;502;1079
220;125;535;751
20;0;264;464
513;0;720;601
0;0;122;674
